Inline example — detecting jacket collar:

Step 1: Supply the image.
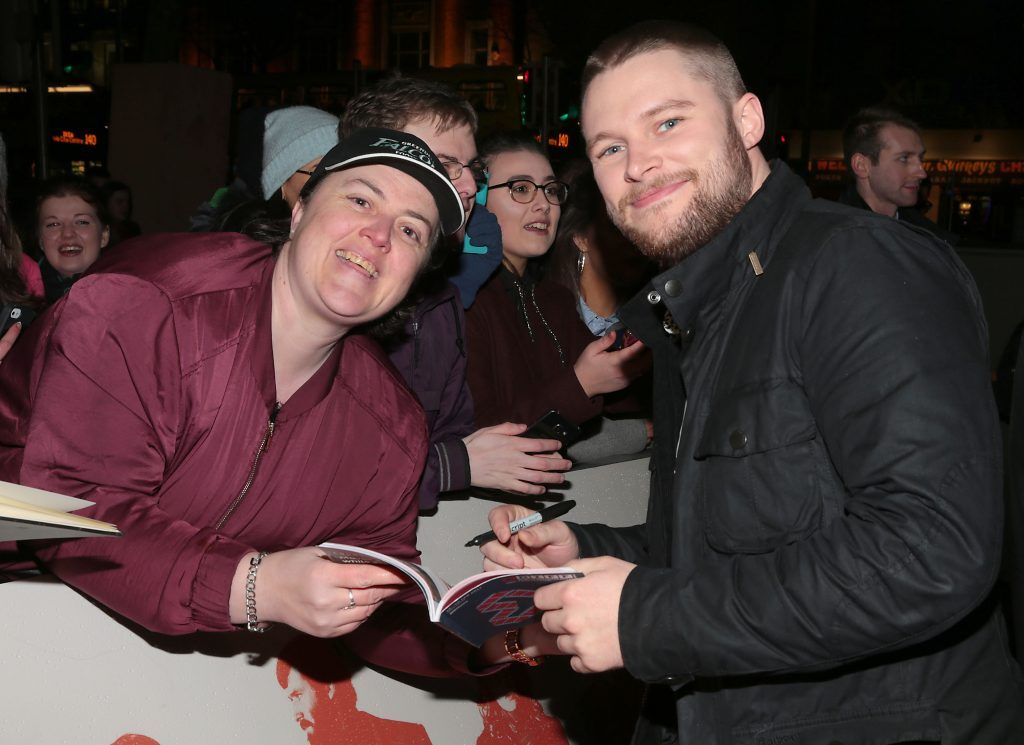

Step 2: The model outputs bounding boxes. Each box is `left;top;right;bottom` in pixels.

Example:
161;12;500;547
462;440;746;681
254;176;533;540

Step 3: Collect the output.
621;160;811;346
250;258;345;422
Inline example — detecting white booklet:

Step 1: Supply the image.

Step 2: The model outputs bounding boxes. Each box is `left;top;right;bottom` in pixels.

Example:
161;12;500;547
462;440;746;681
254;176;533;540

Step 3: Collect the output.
0;480;121;541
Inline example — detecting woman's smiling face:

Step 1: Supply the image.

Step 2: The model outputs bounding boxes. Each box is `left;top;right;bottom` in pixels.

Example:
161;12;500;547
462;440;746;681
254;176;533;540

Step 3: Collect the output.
486;149;561;275
38;194;109;278
282;164;438;336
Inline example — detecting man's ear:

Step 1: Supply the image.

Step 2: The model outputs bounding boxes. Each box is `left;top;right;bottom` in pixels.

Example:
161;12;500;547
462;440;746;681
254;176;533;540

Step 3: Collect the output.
850;152;872;180
734;93;765;150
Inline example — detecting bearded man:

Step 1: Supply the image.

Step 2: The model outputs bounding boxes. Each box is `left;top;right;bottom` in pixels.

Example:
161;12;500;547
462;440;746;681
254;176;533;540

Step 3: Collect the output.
481;20;1024;745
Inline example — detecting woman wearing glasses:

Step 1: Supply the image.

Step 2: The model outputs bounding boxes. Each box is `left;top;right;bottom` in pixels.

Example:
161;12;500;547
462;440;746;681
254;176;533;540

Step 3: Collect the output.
466;135;649;433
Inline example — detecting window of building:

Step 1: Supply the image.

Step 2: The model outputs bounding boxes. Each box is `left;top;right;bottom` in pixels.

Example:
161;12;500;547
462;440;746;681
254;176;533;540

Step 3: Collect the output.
458;81;506;113
389;29;431;70
388;0;431;70
465;22;492;67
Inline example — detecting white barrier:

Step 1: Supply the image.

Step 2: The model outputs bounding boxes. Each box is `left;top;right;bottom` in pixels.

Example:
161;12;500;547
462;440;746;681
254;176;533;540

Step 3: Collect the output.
0;457;650;745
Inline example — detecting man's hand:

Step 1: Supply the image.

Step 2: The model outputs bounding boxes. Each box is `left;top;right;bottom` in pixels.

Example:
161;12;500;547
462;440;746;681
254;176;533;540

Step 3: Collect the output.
535;556;636;673
573;333;650;398
464;422;571;495
480;503;580;571
0;322;22;364
229;547;409;637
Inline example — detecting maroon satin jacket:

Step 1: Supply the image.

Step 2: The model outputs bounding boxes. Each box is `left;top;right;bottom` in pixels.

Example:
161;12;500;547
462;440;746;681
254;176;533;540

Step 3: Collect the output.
0;233;476;675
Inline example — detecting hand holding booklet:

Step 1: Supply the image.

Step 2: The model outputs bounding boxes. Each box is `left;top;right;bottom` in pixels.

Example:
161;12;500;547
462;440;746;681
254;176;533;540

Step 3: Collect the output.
319;542;581;647
0;479;121;541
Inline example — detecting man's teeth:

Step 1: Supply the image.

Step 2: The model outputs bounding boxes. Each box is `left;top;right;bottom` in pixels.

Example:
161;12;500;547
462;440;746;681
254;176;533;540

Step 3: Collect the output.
335;249;379;278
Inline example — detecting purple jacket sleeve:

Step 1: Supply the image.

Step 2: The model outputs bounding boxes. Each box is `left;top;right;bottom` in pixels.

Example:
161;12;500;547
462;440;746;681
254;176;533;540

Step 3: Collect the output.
391;293;477;510
17;277;257;635
418;299;475;507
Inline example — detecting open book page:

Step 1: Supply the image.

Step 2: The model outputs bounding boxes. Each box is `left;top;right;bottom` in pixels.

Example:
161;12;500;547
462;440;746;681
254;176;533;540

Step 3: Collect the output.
318;542;582;647
317;542;452;618
441;567;580;606
437;569;582;647
0;481;122;541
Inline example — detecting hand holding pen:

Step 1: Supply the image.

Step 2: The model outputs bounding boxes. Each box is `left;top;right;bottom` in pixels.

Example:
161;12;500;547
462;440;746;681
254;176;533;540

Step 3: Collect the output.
466;500;577;547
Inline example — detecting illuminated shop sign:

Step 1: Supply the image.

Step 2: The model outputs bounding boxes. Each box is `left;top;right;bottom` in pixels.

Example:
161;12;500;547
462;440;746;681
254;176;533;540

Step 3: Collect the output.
806;159;1024;186
547;132;571;149
52;130;99;146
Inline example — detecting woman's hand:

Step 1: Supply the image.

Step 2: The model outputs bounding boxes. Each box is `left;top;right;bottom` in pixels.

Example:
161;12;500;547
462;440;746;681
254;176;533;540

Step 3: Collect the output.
464;422;572;495
573;332;650;398
479;503;580;571
474;621;562;667
229;547;409;637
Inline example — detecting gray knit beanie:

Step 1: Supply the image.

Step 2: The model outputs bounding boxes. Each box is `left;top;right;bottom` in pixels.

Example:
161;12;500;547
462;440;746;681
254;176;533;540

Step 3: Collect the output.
260;106;339;200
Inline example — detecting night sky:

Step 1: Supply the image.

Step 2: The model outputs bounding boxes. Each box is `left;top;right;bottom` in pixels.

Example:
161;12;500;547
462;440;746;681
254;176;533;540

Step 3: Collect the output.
539;0;1024;129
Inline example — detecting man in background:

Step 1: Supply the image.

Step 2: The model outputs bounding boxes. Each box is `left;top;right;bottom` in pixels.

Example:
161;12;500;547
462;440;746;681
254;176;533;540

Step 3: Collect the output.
840;106;958;243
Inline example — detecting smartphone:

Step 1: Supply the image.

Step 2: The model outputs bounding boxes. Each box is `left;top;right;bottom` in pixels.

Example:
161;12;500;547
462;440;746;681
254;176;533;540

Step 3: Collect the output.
520;409;580;448
607;322;639;351
0;304;37;336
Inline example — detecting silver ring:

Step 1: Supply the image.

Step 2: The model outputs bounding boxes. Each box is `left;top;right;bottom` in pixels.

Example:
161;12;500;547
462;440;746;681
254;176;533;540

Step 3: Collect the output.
343;588;356;611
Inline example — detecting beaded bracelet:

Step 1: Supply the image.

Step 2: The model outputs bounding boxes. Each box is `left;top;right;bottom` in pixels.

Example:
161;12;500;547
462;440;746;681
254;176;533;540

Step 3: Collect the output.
504;628;542;666
246;550;271;633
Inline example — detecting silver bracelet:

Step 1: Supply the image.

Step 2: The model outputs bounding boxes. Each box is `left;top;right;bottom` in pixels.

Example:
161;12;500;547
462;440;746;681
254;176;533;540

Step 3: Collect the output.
245;550;270;633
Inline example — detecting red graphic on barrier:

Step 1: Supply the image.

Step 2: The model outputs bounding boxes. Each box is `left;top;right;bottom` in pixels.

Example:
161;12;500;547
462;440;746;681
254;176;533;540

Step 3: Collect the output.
476;691;568;745
277;636;568;745
276;643;431;745
475;589;537;626
111;736;160;745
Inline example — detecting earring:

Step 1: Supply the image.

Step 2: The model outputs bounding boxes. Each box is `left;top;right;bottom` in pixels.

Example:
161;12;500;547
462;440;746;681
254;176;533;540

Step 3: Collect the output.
576;251;586;275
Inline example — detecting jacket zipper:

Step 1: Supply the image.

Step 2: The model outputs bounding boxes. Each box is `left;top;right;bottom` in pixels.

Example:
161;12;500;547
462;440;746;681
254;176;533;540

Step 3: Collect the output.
215;402;281;531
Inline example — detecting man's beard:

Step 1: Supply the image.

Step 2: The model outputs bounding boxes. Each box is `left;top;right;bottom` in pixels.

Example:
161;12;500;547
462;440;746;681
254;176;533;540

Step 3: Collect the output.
610;124;753;267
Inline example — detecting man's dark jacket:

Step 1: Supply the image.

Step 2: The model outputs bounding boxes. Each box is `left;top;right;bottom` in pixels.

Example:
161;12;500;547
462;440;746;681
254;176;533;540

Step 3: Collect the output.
838;182;960;246
572;163;1024;744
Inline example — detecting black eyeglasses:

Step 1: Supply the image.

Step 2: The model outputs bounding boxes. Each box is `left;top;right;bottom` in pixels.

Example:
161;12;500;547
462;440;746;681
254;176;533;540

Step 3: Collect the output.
296;169;315;176
439;158;486;182
489;179;570;206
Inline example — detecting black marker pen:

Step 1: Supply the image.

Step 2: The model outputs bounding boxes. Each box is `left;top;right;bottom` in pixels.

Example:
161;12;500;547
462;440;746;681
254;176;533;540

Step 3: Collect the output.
464;500;576;547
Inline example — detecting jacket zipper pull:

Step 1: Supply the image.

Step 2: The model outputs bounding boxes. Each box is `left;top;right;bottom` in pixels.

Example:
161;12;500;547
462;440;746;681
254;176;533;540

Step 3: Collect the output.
265;402;282;450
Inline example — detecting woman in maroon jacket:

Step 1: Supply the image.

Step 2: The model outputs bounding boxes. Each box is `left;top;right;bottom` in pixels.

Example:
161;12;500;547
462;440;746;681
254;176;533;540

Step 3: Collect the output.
0;129;546;674
466;136;648;432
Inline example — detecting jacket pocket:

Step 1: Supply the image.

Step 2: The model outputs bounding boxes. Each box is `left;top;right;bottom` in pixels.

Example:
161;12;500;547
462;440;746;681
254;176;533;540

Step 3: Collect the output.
695;380;822;554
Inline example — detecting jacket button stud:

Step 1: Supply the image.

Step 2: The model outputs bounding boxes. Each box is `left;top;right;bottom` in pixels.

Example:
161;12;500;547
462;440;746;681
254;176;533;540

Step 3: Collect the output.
647;290;662;304
663;279;682;297
729;430;748;450
682;326;694;341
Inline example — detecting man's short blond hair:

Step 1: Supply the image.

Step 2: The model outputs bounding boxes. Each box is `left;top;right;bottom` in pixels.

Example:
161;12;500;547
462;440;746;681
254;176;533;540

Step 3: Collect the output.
581;21;746;112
